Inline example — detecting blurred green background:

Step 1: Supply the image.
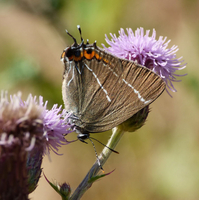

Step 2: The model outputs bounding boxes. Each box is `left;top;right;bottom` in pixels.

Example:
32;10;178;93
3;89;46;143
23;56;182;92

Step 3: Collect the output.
0;0;198;199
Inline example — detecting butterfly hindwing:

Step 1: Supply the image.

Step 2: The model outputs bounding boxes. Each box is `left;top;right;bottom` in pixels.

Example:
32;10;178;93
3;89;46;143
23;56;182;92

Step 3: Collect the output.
62;46;165;133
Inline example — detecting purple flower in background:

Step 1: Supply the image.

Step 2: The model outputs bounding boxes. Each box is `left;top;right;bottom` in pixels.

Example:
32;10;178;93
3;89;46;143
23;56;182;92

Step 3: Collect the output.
102;27;186;95
0;91;73;198
0;92;72;154
41;98;73;155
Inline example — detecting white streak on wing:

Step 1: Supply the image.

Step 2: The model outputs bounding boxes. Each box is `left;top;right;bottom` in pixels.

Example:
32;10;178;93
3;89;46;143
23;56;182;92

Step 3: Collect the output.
67;63;74;86
65;57;152;105
68;64;72;73
76;65;82;74
122;79;151;104
85;63;111;102
104;60;152;105
105;64;119;77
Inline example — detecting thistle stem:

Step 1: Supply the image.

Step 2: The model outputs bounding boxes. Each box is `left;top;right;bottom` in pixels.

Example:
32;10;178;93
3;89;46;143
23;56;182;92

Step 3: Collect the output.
69;126;124;200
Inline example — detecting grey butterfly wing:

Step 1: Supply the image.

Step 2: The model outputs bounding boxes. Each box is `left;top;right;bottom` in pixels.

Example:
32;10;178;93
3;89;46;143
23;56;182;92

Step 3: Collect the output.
62;49;165;133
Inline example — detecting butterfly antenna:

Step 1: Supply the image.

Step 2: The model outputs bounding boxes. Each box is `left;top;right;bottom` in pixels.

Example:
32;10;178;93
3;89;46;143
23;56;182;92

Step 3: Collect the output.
90;137;119;154
77;25;84;43
65;29;77;45
88;137;104;171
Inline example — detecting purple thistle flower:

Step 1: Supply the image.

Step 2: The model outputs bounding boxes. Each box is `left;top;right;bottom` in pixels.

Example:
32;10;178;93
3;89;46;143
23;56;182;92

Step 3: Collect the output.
10;92;72;153
0;91;73;199
41;98;73;155
102;27;186;95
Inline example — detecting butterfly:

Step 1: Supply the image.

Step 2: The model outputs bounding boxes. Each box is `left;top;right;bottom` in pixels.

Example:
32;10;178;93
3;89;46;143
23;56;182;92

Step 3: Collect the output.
61;26;165;142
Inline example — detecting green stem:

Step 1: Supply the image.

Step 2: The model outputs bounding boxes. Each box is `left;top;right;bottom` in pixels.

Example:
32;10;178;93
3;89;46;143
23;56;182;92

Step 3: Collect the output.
69;127;124;200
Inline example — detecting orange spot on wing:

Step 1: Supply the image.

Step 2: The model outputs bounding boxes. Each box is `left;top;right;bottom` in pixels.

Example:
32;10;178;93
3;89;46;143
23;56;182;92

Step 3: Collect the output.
84;50;95;60
102;58;109;64
95;52;102;60
61;52;65;59
94;52;109;64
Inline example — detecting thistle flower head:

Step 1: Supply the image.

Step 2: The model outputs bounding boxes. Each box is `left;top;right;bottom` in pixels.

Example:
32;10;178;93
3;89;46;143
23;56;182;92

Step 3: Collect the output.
0;91;73;198
102;27;186;95
41;99;73;155
0;91;72;154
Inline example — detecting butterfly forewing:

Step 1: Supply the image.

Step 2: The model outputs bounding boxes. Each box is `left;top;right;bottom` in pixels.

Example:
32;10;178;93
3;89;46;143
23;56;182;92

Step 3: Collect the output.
62;44;165;133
